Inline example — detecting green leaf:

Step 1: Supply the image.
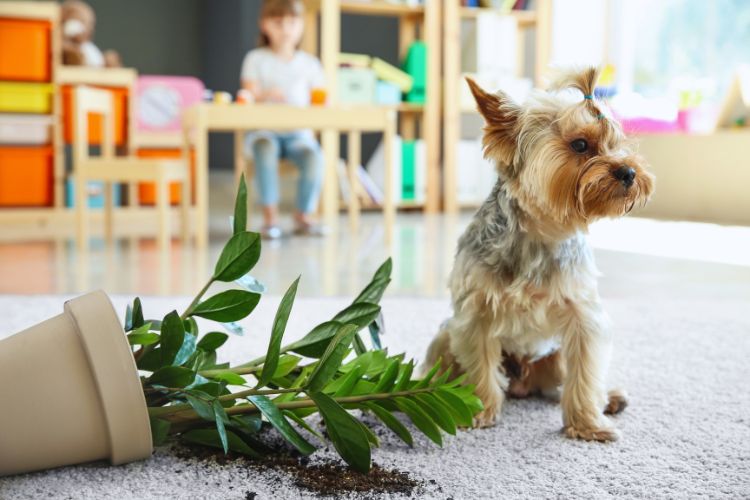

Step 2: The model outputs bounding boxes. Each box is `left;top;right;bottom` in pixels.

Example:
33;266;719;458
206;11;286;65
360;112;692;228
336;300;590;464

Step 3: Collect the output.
306;324;358;393
372;359;400;393
127;323;157;345
274;366;312;404
434;388;474;427
247;395;315;455
185;392;216;421
137;347;163;371
174;333;197;366
393;361;414;392
182;428;261;458
197;332;229;352
332;365;364;397
257;277;299;387
213;232;261;282
233;174;247;235
454;384;485;414
357;420;380;447
235;274;267;294
433;365;454;387
191;290;260;322
353;258;392;304
283;410;324;440
149;417;171;446
394;396;442;446
230;414;263;435
308;391;371;473
273;354;301;378
413;359;441;389
132;297;144;329
160;311;185;366
283;321;343;358
210;371;247;386
333;302;381;329
414;393;456;435
125;303;133;331
148;366;196;388
363;402;413;446
213;399;230;453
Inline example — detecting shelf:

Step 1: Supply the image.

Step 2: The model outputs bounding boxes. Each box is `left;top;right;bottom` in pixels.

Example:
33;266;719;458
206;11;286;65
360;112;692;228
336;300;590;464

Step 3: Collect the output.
57;66;137;87
0;1;59;20
459;7;537;28
339;1;424;17
395;103;424;113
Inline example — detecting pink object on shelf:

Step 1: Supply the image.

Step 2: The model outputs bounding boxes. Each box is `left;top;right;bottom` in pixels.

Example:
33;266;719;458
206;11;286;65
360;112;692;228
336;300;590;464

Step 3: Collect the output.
618;116;681;135
136;75;204;132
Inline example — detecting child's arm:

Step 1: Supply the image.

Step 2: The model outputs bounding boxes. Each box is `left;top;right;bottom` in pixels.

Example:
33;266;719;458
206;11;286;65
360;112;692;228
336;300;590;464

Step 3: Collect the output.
241;79;285;103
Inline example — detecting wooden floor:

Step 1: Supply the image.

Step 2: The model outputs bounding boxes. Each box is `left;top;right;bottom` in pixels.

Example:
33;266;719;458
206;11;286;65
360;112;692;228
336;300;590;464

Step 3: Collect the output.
1;172;749;301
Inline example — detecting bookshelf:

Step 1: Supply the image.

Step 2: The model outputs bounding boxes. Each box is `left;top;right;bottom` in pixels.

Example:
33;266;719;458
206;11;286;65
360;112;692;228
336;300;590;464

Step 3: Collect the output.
305;0;442;213
442;0;551;212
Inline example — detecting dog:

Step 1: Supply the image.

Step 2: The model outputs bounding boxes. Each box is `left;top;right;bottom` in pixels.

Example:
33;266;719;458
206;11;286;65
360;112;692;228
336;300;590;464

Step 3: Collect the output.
424;67;654;441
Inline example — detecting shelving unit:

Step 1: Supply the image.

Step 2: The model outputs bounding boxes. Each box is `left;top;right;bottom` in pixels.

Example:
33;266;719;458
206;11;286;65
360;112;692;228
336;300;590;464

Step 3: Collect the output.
0;2;61;211
305;0;442;213
442;0;551;212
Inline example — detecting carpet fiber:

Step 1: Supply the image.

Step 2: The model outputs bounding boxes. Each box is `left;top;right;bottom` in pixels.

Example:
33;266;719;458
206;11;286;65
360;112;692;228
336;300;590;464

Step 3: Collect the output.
0;294;748;499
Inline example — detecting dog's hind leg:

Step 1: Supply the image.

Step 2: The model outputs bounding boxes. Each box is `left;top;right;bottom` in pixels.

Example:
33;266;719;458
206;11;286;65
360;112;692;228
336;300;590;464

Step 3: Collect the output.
423;321;462;377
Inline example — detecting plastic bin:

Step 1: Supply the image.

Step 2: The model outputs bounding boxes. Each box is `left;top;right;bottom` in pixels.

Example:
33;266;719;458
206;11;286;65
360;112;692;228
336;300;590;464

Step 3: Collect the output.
65;179;121;209
0;18;51;82
0;146;53;206
136;148;194;205
62;85;128;146
0;114;52;145
0;82;53;113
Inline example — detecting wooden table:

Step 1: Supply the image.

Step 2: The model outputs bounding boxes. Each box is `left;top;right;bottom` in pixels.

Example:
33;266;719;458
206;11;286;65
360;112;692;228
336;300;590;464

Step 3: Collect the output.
182;103;397;248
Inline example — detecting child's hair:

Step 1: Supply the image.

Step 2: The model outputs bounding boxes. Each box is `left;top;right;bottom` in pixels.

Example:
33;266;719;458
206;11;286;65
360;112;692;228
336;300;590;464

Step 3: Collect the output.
258;0;305;47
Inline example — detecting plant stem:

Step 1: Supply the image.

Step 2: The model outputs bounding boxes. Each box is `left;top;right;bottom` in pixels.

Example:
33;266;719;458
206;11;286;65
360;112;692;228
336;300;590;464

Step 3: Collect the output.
180;278;214;320
150;387;434;423
198;365;261;378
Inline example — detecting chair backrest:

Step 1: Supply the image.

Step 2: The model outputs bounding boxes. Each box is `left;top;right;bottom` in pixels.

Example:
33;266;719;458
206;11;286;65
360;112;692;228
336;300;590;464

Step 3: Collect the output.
72;86;116;168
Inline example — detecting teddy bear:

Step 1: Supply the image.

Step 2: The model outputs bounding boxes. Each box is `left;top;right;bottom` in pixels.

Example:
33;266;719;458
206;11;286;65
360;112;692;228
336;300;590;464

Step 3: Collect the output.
61;0;121;67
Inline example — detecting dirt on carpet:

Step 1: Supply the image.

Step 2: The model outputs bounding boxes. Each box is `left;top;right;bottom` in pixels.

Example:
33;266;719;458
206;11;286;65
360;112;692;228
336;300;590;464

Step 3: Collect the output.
173;444;421;497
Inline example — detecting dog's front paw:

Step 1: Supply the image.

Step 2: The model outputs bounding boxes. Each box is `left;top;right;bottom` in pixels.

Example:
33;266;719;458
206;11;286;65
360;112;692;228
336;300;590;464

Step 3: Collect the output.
472;407;499;428
564;425;620;442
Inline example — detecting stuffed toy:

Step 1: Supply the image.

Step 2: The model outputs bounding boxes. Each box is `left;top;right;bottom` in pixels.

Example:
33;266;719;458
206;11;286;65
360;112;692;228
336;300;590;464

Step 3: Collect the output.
61;0;121;67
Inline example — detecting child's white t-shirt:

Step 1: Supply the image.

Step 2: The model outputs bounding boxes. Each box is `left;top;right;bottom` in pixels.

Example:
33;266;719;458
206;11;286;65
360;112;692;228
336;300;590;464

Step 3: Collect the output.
240;48;325;106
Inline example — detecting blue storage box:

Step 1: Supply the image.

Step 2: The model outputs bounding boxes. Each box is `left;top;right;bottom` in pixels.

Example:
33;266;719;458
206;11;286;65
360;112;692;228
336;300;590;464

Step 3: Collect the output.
375;81;402;106
65;179;121;209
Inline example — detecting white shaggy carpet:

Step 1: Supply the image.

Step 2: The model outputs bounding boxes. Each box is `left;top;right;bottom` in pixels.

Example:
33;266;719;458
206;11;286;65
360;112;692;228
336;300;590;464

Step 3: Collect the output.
0;293;748;499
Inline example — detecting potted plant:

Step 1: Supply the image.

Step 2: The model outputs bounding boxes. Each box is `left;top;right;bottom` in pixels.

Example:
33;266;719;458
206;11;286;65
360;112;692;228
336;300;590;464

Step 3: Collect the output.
0;176;482;477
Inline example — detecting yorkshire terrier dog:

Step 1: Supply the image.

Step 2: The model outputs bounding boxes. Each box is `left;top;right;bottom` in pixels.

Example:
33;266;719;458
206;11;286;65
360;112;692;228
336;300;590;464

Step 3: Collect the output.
424;67;654;441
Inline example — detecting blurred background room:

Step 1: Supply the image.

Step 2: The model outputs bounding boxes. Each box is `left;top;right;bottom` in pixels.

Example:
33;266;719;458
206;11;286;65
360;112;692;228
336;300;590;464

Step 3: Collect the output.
0;0;748;299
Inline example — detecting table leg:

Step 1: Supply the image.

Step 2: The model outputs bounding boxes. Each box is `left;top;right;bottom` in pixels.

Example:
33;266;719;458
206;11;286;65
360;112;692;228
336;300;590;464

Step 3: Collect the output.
321;129;339;233
347;131;361;231
383;113;396;245
194;118;209;249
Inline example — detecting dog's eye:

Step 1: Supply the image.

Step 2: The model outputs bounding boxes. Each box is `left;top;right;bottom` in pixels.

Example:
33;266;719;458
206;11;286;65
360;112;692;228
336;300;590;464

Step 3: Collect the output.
570;139;588;153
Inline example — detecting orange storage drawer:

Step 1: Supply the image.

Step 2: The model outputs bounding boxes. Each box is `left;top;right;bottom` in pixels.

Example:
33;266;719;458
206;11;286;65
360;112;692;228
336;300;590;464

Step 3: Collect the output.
0;18;51;82
0;146;53;206
62;85;128;146
136;148;195;205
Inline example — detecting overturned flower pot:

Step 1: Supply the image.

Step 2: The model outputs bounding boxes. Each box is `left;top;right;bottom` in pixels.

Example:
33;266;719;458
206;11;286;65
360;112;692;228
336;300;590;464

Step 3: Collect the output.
0;290;152;476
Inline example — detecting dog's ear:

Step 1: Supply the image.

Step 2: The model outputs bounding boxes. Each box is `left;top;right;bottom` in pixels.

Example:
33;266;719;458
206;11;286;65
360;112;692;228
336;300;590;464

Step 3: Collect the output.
466;77;521;170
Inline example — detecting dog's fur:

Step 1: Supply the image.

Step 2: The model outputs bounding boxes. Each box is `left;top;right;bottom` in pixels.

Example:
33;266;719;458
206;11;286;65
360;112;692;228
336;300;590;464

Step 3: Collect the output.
424;67;654;441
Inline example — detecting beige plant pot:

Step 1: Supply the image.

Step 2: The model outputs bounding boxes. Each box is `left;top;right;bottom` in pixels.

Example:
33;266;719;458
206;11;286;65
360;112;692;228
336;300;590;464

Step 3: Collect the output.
0;290;153;476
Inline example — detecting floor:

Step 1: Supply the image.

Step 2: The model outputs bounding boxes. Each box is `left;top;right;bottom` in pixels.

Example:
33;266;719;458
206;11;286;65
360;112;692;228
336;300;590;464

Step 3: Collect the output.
1;171;749;303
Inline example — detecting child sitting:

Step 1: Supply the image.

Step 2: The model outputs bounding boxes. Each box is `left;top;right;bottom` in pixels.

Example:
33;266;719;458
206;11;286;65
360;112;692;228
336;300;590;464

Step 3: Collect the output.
240;0;326;240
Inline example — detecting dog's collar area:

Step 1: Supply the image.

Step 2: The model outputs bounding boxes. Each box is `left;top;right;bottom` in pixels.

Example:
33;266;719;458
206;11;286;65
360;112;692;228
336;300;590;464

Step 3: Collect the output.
583;94;594;100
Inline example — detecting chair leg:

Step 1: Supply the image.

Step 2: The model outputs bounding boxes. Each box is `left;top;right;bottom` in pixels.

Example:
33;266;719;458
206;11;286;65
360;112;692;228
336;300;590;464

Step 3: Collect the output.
104;181;114;245
180;177;190;243
157;178;170;254
76;175;88;250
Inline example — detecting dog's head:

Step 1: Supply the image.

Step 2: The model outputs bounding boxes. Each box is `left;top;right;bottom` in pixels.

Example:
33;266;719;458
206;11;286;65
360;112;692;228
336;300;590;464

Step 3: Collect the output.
468;67;654;235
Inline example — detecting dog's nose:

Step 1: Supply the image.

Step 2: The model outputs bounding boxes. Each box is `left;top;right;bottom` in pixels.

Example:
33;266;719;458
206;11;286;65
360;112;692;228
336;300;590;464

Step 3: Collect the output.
613;166;636;188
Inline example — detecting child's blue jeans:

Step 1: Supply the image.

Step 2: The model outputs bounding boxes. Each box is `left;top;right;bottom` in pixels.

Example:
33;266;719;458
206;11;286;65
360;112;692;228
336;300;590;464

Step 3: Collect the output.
245;130;323;214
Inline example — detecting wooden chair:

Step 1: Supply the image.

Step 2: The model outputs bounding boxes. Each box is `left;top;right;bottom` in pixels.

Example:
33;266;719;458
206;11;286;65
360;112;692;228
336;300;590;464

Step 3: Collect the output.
73;86;190;250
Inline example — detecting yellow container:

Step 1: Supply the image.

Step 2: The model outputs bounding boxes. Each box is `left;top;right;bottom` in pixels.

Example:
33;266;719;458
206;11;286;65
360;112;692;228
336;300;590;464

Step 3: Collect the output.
0;82;54;113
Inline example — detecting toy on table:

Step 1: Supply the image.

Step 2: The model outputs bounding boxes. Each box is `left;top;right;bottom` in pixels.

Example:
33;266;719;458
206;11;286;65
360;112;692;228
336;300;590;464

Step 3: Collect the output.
310;87;327;105
213;91;233;104
61;0;121;67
